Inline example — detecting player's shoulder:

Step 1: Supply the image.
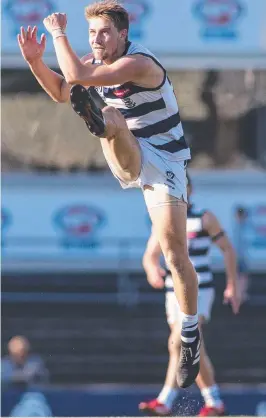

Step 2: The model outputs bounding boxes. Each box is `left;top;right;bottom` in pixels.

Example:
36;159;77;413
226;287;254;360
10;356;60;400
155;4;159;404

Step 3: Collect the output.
127;41;157;59
202;210;220;231
80;53;94;65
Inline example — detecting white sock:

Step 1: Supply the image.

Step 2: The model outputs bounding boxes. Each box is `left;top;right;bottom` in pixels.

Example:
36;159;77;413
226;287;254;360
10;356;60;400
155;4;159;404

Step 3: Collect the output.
180;313;198;343
157;386;179;409
201;385;224;409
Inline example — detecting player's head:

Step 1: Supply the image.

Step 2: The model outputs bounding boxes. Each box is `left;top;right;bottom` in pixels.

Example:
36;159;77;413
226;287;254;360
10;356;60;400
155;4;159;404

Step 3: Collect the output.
85;0;129;63
186;173;192;200
8;335;30;365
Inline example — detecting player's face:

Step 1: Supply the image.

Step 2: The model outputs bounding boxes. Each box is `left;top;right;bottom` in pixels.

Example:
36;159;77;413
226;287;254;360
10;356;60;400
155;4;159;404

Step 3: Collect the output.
89;17;124;62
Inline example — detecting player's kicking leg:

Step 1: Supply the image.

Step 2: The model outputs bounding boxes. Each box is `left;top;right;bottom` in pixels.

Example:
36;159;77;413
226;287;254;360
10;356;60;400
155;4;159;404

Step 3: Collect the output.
70;84;141;183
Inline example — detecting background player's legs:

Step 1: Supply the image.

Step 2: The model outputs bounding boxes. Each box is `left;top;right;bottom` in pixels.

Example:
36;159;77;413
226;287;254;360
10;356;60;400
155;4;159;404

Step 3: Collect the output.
157;324;180;407
164;324;181;390
158;320;224;412
139;323;180;415
139;316;224;415
100;106;141;183
196;317;225;414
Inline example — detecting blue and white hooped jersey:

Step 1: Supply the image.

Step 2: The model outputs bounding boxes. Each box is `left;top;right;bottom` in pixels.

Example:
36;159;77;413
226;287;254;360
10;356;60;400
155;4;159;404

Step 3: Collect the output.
91;41;190;162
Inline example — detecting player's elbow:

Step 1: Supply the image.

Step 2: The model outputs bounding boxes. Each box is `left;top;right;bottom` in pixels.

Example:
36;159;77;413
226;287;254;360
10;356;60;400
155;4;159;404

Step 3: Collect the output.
64;70;85;86
224;244;237;260
64;75;77;85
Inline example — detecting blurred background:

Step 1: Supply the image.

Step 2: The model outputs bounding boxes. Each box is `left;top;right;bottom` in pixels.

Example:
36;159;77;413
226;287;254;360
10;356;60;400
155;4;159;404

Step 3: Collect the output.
1;0;266;416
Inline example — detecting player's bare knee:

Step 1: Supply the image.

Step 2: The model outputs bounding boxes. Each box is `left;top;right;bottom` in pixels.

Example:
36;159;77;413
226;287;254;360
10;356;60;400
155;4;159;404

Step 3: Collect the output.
164;248;188;281
102;106;125;125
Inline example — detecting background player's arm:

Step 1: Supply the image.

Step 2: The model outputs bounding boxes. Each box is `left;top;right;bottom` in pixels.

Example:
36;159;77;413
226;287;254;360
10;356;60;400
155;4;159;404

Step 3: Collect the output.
202;211;241;313
143;227;166;289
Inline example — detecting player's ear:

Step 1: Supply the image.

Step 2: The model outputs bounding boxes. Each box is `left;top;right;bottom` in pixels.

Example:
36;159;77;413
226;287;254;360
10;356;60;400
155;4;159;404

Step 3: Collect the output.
120;29;128;41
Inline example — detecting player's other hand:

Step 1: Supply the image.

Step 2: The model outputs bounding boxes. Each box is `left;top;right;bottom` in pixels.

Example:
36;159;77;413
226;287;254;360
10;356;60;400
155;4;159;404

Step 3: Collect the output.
18;26;46;64
43;13;67;35
145;263;165;289
223;281;241;314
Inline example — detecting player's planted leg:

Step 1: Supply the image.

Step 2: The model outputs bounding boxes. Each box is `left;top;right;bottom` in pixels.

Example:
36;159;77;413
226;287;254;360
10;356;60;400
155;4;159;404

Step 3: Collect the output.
144;191;200;388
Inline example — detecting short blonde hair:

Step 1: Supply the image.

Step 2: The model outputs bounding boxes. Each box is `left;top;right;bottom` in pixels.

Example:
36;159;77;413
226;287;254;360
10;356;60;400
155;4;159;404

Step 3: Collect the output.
85;0;129;33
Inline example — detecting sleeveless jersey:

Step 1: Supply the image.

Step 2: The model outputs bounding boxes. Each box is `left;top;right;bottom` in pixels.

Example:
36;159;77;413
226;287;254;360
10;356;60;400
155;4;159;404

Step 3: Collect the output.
92;41;190;162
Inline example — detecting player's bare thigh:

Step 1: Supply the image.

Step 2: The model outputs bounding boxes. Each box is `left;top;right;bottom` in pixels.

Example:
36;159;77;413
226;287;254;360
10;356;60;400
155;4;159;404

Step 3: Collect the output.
143;186;188;260
100;106;141;183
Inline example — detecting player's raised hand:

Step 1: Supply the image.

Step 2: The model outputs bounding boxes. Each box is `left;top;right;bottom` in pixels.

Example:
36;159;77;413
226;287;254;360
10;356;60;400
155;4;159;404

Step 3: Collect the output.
17;26;46;64
43;13;67;35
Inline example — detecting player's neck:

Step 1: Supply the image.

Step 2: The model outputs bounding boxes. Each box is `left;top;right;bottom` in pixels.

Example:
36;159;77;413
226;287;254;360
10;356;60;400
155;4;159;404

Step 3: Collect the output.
103;41;129;65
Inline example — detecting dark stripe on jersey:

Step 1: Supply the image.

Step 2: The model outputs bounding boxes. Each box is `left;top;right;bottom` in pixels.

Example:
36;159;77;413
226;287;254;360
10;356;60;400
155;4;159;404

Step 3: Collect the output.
187;210;207;218
194;265;210;273
103;83;148;99
192;230;209;239
130;112;181;139
189;248;209;257
103;80;169;100
150;136;188;153
199;281;214;289
118;98;166;119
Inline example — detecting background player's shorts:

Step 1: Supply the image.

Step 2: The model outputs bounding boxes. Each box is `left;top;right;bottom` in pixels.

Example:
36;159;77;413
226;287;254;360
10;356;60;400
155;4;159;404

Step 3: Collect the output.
165;288;215;326
108;139;188;202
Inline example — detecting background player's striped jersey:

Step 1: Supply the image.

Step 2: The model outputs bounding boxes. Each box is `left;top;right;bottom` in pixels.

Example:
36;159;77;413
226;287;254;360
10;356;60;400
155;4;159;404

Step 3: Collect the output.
165;205;213;290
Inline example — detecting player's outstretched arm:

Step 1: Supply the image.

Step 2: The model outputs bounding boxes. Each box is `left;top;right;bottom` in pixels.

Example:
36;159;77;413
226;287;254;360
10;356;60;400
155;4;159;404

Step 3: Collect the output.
53;37;147;86
203;211;241;314
43;13;151;87
18;25;70;103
